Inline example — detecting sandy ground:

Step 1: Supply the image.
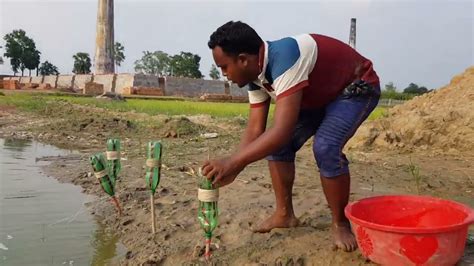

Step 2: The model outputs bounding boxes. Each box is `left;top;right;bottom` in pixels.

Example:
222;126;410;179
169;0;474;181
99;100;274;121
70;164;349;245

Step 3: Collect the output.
0;101;472;265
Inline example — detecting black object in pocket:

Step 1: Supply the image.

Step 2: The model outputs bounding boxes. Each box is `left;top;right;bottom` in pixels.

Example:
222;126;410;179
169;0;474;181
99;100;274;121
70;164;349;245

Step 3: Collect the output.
341;80;375;98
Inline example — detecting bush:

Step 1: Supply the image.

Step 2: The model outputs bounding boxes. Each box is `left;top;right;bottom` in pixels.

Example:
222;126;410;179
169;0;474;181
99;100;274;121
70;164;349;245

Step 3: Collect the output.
381;91;416;100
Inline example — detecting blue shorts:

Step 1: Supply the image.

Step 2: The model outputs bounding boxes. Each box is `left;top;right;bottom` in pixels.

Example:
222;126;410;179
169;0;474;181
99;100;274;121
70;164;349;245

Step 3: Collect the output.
267;86;380;178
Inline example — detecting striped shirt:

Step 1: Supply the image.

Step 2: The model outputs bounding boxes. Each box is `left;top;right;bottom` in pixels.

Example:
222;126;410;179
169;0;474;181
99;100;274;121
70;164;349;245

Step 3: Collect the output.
248;34;379;108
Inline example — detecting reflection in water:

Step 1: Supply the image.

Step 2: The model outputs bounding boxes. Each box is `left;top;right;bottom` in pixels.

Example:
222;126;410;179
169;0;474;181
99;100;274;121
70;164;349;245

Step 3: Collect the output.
3;137;32;152
90;220;122;266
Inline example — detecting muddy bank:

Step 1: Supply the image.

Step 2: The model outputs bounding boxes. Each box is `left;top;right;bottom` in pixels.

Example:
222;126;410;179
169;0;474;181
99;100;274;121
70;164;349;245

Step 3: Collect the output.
0;103;472;265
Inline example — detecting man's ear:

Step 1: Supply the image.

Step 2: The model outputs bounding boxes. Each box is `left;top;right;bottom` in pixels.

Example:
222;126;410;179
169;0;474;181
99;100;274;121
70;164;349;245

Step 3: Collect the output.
237;53;249;67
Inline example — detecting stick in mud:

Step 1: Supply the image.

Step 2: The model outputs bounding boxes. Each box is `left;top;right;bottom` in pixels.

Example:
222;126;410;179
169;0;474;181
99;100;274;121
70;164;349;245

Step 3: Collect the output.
150;194;156;234
205;238;211;261
111;196;122;216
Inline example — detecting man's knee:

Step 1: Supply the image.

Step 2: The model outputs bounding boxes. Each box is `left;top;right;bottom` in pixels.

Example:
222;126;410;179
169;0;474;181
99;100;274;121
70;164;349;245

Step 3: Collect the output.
313;137;349;178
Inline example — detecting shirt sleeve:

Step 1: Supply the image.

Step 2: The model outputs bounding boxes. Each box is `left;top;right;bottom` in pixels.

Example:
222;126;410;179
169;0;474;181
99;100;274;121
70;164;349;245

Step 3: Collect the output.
248;82;270;108
271;35;317;101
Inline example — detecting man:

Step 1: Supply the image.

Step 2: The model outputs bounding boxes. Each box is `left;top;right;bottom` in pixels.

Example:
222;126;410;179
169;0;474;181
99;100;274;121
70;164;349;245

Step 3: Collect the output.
202;21;380;252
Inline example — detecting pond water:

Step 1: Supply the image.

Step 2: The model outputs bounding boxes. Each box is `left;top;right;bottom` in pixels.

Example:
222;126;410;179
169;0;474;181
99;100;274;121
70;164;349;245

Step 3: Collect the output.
0;138;125;265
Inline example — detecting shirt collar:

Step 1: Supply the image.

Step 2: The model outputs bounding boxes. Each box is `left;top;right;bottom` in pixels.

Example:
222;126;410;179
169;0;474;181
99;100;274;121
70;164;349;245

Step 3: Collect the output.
256;41;269;84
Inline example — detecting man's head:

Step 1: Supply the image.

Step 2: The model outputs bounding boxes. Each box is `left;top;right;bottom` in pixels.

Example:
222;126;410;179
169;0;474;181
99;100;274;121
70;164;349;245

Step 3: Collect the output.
208;21;263;87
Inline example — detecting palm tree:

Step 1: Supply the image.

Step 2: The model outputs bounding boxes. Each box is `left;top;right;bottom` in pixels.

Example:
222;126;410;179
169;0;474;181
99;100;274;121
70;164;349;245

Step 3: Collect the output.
73;52;92;74
113;42;125;72
0;45;4;65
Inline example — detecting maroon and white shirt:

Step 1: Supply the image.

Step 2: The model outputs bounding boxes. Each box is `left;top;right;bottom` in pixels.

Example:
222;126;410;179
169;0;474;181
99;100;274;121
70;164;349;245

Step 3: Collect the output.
248;34;379;108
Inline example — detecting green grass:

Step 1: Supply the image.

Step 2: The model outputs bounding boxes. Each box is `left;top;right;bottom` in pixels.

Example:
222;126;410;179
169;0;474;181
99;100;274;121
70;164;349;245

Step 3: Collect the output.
61;96;255;118
0;93;50;112
408;158;422;194
0;93;255;118
0;92;387;121
368;107;387;121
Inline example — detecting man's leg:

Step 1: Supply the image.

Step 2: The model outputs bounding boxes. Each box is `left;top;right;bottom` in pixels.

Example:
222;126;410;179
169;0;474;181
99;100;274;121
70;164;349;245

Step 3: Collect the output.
254;161;299;233
255;109;323;233
320;173;357;251
314;90;380;251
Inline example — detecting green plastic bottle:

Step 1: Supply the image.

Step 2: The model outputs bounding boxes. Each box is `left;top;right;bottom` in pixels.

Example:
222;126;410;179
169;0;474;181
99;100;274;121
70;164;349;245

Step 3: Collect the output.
90;153;115;197
106;138;121;180
197;169;219;260
90;153;121;215
145;141;162;195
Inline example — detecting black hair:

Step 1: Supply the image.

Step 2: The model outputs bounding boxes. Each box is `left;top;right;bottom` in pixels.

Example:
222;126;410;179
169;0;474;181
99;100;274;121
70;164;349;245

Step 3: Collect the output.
208;21;263;56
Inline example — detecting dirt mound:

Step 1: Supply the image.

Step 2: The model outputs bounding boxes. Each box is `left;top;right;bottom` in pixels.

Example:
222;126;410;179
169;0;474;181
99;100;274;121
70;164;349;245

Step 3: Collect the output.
76;117;135;132
32;101;135;134
348;66;474;152
161;116;205;138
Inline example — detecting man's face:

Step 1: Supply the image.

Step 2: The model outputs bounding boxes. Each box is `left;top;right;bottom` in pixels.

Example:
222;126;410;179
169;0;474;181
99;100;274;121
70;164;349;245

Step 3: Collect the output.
212;46;255;88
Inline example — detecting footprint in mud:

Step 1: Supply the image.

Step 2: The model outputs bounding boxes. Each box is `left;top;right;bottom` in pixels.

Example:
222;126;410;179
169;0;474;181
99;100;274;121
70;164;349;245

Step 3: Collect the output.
267;230;286;241
258;183;272;189
275;256;305;266
300;215;332;231
158;187;172;196
251;176;264;181
141;253;163;266
238;220;254;230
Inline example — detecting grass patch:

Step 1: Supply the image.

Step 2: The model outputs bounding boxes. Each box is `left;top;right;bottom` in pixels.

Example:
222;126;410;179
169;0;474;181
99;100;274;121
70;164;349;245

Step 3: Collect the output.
0;93;50;112
368;107;387;121
408;158;422;194
62;96;254;118
0;93;262;118
0;92;387;122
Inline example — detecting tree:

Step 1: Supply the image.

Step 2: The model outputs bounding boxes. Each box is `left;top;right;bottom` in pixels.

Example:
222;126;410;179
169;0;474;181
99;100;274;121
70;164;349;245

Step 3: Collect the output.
39;61;59;75
72;52;92;74
114;42;125;70
134;51;170;76
23;48;41;76
0;46;3;65
403;83;428;95
4;30;26;75
169;52;203;78
3;29;41;76
403;83;419;94
134;50;203;78
384;82;397;92
209;64;221;80
418;86;428;94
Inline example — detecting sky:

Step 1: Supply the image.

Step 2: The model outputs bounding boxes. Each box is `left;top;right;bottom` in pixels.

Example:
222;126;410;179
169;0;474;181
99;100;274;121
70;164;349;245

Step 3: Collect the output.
0;0;472;91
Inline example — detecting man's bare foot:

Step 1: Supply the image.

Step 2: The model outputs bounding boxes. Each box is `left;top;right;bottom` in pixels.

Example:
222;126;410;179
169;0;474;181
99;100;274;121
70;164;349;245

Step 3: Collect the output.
253;213;300;233
332;222;358;252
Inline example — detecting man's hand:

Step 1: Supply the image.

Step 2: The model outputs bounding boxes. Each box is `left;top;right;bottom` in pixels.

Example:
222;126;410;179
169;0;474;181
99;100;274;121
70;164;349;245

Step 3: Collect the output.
202;156;245;187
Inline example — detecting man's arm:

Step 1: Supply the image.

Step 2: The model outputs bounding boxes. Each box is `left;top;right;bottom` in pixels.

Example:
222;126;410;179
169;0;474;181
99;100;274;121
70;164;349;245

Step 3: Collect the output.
238;99;270;151
233;90;302;166
202;90;303;187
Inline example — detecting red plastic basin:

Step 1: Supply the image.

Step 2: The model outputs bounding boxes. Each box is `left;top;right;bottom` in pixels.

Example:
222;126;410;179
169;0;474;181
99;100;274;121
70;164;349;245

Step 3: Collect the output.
345;195;474;266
